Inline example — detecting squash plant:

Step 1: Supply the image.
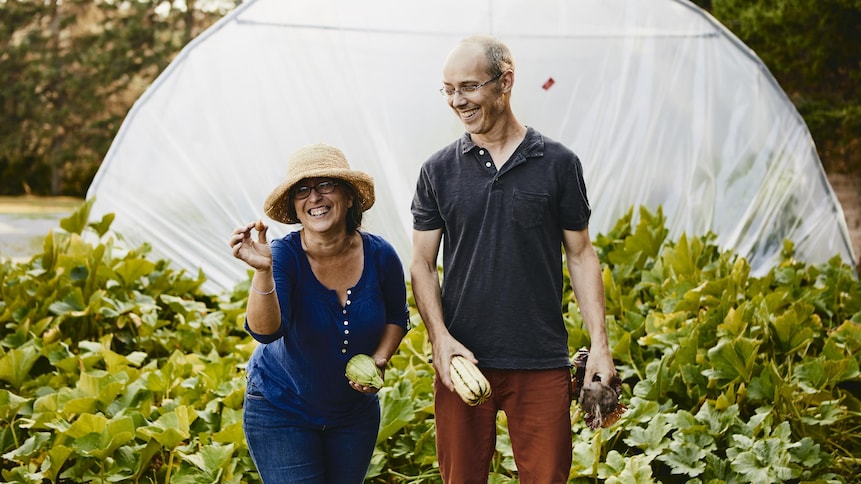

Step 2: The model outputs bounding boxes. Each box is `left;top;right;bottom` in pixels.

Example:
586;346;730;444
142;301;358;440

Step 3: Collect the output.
0;199;258;483
1;200;859;483
564;207;861;483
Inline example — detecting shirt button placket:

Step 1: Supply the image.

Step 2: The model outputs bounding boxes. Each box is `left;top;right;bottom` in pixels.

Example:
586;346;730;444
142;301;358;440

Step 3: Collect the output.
478;149;494;169
341;290;352;354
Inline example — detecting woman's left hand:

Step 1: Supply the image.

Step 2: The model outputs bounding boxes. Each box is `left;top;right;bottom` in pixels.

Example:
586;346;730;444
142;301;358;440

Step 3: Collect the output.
347;356;387;394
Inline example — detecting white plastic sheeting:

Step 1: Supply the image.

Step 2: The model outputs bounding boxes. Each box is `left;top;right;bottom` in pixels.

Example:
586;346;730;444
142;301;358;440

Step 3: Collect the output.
87;0;857;293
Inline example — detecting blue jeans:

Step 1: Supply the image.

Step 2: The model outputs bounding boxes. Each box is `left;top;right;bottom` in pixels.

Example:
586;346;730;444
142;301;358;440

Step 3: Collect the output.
243;382;381;484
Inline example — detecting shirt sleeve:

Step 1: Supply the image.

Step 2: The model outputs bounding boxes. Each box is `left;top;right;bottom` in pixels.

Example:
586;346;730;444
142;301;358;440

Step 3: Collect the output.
559;154;592;231
244;320;283;344
411;164;444;231
377;237;411;331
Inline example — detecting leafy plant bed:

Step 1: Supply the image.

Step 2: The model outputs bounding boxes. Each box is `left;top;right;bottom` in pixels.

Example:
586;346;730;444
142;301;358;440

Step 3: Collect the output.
1;201;859;483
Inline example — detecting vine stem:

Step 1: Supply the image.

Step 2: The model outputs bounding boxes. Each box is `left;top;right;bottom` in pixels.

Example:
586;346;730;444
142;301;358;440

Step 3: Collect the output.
164;451;175;484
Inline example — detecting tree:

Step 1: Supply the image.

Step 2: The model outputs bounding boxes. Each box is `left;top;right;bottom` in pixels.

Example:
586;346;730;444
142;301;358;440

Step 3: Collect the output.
0;0;53;194
695;0;861;173
0;0;228;196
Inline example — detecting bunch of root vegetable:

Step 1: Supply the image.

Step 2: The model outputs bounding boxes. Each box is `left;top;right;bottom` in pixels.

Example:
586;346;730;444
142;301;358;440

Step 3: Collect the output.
570;347;627;429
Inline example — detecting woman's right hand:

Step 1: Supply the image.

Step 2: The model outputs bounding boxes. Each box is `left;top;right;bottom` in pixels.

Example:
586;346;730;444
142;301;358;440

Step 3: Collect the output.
229;220;272;271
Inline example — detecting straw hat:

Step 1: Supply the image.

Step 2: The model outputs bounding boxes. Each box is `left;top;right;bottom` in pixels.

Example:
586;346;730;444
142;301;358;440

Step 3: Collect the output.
263;143;375;224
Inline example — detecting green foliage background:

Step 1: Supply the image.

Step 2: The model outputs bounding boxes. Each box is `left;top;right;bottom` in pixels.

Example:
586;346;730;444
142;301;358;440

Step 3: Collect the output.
693;0;861;175
1;201;859;483
0;0;229;196
1;0;859;196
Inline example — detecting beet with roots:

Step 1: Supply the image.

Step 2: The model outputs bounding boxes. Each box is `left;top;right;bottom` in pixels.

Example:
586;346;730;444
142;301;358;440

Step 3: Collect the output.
570;347;627;429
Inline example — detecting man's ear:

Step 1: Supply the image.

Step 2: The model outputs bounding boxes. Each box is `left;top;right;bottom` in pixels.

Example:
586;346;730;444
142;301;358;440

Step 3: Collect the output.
501;69;514;93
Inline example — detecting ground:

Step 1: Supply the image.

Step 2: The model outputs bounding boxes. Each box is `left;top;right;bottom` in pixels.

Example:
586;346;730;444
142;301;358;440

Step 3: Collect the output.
0;196;83;263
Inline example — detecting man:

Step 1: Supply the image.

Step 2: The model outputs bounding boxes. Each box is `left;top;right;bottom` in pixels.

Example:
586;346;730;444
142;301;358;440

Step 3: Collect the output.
410;35;618;483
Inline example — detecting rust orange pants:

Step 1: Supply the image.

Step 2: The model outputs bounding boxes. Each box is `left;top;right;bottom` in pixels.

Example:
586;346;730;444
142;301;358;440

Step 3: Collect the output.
434;367;572;484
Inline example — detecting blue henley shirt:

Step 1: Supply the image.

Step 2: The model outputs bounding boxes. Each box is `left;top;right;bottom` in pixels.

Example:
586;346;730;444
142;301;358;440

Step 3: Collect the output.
245;230;410;426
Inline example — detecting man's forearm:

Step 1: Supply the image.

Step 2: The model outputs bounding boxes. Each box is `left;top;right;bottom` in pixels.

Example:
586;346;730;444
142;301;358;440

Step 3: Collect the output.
410;262;448;343
567;247;610;351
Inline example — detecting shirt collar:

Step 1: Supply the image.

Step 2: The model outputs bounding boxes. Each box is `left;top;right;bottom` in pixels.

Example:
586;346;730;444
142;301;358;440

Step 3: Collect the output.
460;126;544;159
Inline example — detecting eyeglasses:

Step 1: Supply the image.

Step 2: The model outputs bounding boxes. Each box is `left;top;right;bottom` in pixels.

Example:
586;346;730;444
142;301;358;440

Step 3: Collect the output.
293;180;339;199
439;72;504;98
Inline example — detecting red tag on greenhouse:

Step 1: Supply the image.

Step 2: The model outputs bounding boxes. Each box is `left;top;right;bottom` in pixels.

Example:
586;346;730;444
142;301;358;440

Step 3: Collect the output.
542;77;555;90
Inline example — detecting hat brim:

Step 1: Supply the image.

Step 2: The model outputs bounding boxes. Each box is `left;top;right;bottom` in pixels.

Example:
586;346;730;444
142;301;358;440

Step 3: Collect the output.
263;169;375;224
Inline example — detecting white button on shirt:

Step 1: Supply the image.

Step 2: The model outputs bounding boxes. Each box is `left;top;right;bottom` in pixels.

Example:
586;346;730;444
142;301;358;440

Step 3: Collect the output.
342;293;353;351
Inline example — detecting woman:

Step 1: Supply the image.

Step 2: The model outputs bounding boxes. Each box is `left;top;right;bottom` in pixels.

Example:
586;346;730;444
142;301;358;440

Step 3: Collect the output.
229;143;409;483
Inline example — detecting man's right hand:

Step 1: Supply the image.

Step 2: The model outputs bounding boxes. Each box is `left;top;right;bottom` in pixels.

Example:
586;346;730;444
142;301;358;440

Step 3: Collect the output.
431;335;477;391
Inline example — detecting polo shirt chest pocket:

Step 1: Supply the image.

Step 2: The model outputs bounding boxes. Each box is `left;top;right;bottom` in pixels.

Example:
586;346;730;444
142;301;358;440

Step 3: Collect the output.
512;190;550;229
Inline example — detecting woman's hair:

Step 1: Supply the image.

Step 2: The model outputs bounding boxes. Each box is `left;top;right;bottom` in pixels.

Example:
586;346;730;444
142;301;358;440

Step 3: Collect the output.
285;180;363;233
341;182;364;232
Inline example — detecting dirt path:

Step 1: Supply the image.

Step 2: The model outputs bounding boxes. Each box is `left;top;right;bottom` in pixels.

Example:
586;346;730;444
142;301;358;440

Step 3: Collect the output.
827;173;861;269
0;196;82;214
0;196;83;263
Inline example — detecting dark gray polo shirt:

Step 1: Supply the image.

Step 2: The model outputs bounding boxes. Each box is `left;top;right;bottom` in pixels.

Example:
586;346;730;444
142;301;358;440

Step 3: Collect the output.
411;127;591;369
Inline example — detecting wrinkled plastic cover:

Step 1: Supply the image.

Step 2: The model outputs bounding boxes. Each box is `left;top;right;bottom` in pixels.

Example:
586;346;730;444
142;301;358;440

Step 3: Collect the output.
87;0;856;293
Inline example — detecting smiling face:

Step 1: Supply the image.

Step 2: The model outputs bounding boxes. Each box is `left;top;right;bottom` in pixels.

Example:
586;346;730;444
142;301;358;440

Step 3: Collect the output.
441;41;510;136
291;177;354;234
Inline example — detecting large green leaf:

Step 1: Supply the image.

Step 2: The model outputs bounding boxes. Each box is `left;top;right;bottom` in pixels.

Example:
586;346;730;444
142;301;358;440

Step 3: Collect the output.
0;343;41;390
704;337;760;385
140;405;196;449
793;355;856;392
0;389;30;421
623;414;672;459
2;431;52;461
601;451;655;483
656;438;708;477
43;444;74;482
770;305;818;355
48;288;86;317
378;380;417;443
180;443;235;476
114;258;156;287
64;412;107;439
59;198;94;235
88;212;115;238
728;432;801;482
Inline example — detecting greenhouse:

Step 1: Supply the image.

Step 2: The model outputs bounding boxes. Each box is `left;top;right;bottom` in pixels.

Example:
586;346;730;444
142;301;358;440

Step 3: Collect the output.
87;0;856;292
